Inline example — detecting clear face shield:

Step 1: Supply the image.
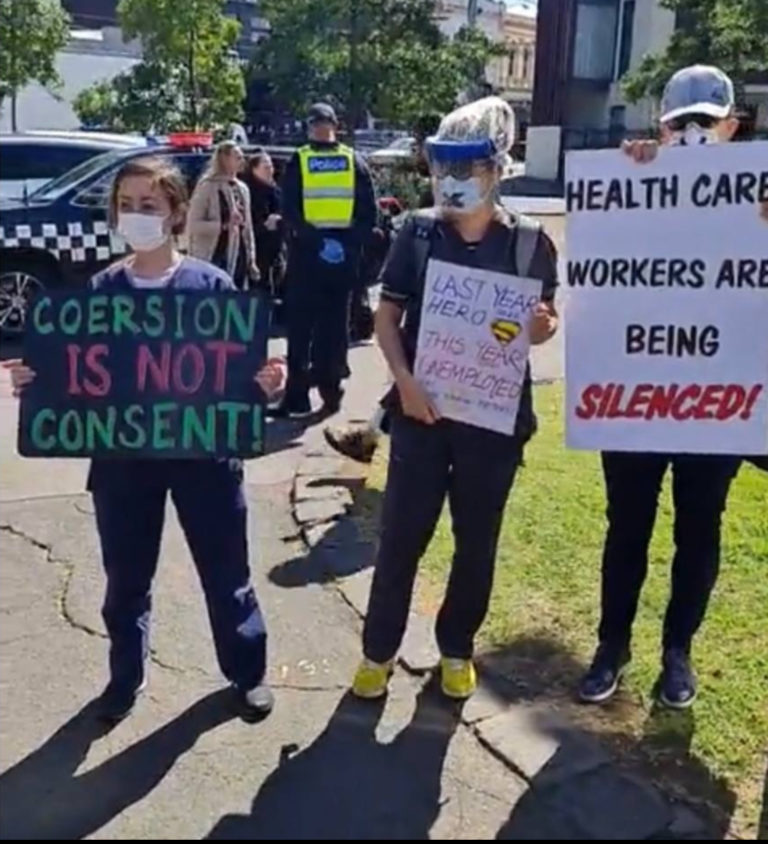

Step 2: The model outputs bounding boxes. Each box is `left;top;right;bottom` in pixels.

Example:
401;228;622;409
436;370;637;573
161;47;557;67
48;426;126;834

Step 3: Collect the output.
425;137;499;213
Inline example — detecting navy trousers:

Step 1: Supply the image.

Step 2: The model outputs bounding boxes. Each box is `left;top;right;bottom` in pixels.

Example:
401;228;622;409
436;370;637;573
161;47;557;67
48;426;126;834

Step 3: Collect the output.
92;460;267;698
364;415;523;663
598;451;741;654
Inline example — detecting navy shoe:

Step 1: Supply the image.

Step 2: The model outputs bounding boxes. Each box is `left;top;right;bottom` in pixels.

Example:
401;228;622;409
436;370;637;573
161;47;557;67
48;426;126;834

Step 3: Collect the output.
659;648;697;709
96;680;146;724
579;644;630;704
236;683;275;723
266;395;312;419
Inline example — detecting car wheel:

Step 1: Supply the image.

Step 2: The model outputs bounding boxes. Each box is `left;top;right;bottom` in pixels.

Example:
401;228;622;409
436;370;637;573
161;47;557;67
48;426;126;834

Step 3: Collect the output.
0;261;49;337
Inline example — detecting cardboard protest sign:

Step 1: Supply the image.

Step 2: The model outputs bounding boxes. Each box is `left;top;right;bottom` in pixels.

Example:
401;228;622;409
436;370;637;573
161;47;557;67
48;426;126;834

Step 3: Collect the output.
414;258;542;435
19;290;269;458
565;142;768;455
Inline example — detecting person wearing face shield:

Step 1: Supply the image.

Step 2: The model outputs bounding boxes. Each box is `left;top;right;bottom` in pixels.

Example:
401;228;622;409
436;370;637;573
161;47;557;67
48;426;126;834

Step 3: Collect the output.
352;98;559;702
579;65;768;711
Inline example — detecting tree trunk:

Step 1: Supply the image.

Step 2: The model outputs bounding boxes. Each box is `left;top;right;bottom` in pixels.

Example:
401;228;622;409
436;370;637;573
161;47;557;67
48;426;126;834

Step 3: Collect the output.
11;91;17;133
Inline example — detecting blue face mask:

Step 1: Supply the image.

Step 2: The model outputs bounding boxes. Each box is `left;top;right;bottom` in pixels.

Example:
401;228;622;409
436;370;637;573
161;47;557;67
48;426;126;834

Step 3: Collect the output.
436;175;489;213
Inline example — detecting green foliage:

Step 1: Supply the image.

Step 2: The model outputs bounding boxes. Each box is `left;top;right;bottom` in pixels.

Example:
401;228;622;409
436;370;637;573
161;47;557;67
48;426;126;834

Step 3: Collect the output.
623;0;768;103
0;0;70;131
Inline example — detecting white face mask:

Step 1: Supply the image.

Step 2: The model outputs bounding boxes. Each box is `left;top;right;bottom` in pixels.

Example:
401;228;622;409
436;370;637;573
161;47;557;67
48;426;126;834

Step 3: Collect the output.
117;212;169;252
670;122;720;147
436;175;490;214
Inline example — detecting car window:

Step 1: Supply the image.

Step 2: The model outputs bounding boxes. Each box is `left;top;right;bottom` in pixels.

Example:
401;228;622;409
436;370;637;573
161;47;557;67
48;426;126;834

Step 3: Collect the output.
71;153;210;210
0;142;110;182
29;148;130;201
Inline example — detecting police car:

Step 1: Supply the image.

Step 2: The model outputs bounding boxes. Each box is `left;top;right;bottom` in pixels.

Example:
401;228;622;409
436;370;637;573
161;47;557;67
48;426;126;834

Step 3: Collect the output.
0;134;217;335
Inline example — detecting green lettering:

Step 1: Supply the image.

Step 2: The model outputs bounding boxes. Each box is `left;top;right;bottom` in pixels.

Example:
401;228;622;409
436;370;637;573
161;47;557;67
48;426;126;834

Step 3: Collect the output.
59;409;84;451
85;407;117;450
87;295;109;334
152;402;177;449
32;297;54;335
60;299;83;335
117;405;148;449
30;408;56;449
217;401;249;450
112;294;140;335
144;294;165;337
182;405;216;452
224;296;257;342
175;294;185;339
194;298;221;337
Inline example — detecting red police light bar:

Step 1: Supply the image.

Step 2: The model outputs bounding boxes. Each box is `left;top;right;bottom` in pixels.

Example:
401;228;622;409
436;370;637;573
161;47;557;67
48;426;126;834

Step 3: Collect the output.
167;132;213;148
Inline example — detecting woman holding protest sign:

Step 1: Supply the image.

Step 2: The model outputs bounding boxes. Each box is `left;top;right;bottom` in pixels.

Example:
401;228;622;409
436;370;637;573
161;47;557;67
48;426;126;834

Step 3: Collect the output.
578;65;768;710
352;98;559;701
188;141;259;290
5;156;285;724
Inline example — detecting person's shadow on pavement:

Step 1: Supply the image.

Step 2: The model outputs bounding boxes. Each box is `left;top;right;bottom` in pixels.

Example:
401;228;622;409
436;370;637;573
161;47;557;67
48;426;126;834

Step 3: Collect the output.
207;686;463;840
0;689;235;840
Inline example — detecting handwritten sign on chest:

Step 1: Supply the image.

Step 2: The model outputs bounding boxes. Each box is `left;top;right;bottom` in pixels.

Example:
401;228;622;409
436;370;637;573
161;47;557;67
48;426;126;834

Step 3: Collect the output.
19;290;269;458
414;259;542;435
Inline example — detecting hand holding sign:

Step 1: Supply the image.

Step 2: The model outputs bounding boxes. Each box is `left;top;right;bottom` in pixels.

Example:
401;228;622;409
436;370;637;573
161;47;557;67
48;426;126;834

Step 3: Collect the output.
255;357;286;399
529;301;558;345
3;359;35;397
398;372;441;425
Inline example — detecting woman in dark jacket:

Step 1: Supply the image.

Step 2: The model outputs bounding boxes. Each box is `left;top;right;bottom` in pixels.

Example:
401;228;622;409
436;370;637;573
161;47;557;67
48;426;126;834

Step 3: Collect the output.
245;150;283;294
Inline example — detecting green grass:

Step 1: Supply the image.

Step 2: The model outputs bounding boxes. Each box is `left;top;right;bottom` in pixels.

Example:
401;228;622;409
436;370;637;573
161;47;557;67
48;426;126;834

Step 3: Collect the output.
363;383;768;837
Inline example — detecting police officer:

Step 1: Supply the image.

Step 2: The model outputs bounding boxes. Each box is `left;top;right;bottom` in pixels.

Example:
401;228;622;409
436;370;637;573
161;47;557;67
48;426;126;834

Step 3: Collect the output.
273;103;377;416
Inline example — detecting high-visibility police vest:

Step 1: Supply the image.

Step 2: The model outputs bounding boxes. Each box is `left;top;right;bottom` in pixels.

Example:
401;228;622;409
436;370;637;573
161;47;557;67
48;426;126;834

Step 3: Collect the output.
298;144;356;229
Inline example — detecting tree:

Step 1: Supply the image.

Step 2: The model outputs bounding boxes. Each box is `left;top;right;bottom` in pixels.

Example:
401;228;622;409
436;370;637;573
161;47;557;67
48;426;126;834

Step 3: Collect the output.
119;0;244;129
0;0;70;131
74;63;182;132
74;0;245;133
251;0;501;128
623;0;768;104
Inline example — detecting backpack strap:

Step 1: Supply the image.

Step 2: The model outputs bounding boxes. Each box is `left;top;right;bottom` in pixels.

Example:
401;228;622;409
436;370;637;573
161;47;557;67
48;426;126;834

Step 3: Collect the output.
411;211;437;282
513;213;542;277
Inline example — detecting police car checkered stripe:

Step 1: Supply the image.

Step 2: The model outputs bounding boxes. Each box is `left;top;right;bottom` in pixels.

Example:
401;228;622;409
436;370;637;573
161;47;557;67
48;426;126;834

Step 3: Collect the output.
0;219;126;263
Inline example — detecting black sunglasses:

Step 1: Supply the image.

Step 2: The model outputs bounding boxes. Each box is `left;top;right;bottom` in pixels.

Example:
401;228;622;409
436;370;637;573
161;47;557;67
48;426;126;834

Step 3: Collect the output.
666;113;721;132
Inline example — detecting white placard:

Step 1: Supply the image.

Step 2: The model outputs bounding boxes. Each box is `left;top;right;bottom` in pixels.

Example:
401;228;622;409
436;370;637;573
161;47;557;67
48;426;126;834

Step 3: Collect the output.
565;142;768;455
414;258;542;435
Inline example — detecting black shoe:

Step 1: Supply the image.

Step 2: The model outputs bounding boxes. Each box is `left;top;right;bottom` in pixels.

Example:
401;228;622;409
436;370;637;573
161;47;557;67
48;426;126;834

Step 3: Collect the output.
319;386;344;415
659;648;697;709
266;396;312;419
96;681;145;724
236;683;275;723
578;644;630;704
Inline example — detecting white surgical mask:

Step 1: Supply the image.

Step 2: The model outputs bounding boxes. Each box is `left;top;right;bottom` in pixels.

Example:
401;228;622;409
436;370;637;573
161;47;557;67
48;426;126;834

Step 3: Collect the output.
436;175;489;214
117;212;169;252
670;122;720;147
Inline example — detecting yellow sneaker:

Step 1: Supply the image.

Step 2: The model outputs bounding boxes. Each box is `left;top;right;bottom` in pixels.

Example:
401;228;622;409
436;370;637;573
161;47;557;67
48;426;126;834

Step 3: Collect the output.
352;659;393;700
441;658;477;700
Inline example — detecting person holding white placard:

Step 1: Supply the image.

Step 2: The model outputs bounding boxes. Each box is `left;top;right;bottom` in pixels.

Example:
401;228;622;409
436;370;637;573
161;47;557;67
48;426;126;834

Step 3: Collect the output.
578;65;767;711
351;98;559;702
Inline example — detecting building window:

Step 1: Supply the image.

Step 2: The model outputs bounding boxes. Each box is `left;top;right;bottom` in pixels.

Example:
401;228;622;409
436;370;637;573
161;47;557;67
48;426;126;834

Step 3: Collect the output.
572;0;620;82
508;46;517;82
522;46;532;82
616;0;635;78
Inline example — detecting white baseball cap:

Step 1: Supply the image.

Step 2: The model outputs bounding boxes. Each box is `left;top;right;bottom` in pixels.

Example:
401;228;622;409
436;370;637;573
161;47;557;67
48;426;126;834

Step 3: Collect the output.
660;65;735;124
